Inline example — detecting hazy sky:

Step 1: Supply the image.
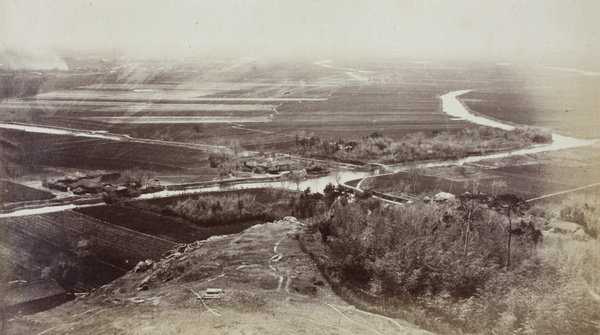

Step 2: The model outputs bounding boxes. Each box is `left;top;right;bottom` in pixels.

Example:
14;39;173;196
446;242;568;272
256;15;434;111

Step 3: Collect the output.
1;0;599;65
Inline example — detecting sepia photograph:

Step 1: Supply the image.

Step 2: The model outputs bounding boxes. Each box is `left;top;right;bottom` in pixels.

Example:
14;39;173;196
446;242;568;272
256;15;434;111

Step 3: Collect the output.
1;0;599;333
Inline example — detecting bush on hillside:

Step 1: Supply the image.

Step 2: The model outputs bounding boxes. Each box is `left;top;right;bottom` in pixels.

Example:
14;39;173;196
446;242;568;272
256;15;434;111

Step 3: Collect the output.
307;196;599;334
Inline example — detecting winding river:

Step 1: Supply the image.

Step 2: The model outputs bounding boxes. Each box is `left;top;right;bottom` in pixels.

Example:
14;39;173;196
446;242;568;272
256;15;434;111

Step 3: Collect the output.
2;90;598;217
437;90;597;158
355;90;599;195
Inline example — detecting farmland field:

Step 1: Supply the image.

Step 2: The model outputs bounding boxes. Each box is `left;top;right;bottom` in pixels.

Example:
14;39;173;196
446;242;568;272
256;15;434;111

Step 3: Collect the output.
4;59;596;177
363;142;600;201
0;61;498;146
75;205;260;244
363;166;579;200
1;180;54;203
0;188;296;293
461;68;600;138
1;58;598;198
0;211;175;291
0;128;214;173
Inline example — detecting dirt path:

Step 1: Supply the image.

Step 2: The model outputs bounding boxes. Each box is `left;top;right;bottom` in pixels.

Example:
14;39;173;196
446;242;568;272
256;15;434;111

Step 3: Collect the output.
0;122;229;151
525;181;600;202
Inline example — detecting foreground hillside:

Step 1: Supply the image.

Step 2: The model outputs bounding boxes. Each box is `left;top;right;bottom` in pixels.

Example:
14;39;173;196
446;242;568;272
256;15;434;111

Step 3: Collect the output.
3;217;429;335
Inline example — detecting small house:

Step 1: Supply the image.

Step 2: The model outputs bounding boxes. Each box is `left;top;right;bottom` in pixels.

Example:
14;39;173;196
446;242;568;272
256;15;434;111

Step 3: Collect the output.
548;219;583;235
434;192;456;202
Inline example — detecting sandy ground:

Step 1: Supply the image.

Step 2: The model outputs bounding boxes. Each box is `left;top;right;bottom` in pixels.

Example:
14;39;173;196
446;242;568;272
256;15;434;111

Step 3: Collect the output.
3;217;430;335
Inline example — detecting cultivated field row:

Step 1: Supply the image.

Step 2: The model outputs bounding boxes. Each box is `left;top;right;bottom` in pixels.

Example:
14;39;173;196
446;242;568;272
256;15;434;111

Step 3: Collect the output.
1;210;176;268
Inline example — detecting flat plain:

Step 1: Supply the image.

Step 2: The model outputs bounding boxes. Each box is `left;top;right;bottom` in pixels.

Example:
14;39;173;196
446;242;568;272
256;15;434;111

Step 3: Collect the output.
1;57;599;334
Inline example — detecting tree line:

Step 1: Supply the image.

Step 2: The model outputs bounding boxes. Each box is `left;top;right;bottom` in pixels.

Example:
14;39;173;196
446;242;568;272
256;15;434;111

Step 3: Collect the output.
299;186;599;334
292;126;552;164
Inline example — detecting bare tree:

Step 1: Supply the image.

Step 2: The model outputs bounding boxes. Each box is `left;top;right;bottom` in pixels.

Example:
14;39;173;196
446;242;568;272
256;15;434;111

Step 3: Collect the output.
457;193;482;256
408;162;421;193
490;194;528;268
491;180;508;197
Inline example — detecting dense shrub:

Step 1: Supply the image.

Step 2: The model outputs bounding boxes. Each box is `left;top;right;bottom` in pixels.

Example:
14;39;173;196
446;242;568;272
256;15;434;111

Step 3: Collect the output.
290;188;325;219
559;200;599;238
308;196;599;334
325;201;515;300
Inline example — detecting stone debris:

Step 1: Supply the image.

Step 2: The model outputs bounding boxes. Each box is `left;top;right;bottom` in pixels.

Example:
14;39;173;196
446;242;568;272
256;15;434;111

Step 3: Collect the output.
434;192;456;202
134;259;155;273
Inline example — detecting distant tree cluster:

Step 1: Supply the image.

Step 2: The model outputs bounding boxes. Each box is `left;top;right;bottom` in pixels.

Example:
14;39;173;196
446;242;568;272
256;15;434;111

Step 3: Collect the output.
141;190;298;226
292;126;552;164
162;193;270;225
208;150;237;176
288;188;326;219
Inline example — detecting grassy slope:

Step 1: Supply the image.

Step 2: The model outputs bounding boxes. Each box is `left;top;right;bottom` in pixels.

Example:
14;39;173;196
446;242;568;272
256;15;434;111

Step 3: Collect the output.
3;218;430;335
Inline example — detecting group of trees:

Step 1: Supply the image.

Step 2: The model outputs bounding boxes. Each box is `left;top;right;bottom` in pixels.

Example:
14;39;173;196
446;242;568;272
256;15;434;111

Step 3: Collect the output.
317;194;537;298
208;150;237;176
559;198;599;238
161;192;273;226
302;189;598;334
288;188;324;219
288;184;354;219
292;126;552;164
41;239;95;291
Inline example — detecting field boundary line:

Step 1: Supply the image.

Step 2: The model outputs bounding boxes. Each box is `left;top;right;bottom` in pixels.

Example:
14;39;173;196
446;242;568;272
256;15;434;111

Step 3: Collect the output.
526;182;600;202
69;210;176;245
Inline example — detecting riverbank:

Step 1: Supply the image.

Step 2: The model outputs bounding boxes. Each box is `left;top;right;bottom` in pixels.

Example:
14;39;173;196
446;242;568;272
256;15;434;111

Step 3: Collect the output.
353;90;600;202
